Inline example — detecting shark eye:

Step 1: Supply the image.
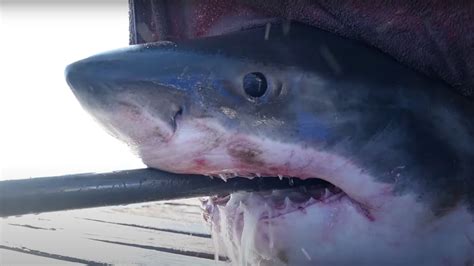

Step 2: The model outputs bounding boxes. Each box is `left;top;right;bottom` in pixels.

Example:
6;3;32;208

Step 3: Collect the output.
243;72;267;98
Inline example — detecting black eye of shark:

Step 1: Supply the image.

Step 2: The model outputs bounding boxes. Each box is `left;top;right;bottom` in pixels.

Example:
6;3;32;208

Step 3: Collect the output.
243;72;267;98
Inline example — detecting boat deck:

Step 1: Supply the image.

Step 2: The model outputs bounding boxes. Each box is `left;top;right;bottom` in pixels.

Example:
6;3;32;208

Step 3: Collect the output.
0;198;227;265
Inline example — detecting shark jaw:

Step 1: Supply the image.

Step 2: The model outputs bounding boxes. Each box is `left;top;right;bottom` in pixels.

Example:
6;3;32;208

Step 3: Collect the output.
98;108;470;265
116;114;470;266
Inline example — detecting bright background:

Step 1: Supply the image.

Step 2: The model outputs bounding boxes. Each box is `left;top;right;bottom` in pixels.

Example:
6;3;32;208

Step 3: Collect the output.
0;0;145;180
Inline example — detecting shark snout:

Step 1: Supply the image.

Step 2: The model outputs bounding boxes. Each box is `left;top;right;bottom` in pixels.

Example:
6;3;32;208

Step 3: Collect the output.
65;45;193;144
65;45;195;102
65;55;130;102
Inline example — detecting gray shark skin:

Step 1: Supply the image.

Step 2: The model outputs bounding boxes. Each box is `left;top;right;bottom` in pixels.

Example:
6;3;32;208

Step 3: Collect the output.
66;22;474;265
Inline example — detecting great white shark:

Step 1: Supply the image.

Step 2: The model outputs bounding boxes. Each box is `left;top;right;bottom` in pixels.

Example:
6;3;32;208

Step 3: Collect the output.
65;22;474;265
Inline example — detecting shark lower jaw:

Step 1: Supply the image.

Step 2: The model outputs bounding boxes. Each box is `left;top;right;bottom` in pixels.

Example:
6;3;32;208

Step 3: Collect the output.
202;190;375;265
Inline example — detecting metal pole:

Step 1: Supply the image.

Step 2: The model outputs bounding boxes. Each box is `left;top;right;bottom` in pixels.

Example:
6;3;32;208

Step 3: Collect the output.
0;168;321;217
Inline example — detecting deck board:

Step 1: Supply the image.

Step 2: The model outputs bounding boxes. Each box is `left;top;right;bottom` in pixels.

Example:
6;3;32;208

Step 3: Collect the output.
0;198;227;265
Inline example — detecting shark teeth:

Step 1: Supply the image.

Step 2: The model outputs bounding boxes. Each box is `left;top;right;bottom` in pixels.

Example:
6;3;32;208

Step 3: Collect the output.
288;178;294;186
323;188;331;199
206;181;343;208
207;172;300;181
202;172;346;217
283;197;292;209
201;187;347;226
218;174;228;182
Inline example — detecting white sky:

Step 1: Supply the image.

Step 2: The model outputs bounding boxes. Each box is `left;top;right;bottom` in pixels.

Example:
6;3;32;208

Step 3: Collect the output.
0;1;145;180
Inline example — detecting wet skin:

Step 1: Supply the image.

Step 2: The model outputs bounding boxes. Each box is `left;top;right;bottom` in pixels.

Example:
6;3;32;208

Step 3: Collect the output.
66;22;474;265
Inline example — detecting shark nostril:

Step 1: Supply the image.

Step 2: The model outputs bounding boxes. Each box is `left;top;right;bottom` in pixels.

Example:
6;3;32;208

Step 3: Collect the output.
176;106;183;116
171;106;184;133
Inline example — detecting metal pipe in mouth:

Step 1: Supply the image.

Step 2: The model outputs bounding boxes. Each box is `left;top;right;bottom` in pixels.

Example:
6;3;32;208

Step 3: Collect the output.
0;168;323;217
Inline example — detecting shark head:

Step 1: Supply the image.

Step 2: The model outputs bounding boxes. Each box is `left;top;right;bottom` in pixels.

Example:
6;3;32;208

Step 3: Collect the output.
66;22;474;265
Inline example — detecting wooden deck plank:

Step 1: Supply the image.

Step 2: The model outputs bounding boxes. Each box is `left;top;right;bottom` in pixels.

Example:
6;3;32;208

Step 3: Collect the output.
0;199;228;265
1;248;84;265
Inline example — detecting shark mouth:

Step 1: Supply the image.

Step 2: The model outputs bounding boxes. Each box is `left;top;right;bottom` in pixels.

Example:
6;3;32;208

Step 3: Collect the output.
136;119;389;265
200;174;374;229
188;153;380;265
96;97;385;216
201;177;371;222
199;175;376;265
135;117;387;212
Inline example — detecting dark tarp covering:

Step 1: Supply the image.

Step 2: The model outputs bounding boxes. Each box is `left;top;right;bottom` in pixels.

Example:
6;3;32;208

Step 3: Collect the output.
129;0;474;100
